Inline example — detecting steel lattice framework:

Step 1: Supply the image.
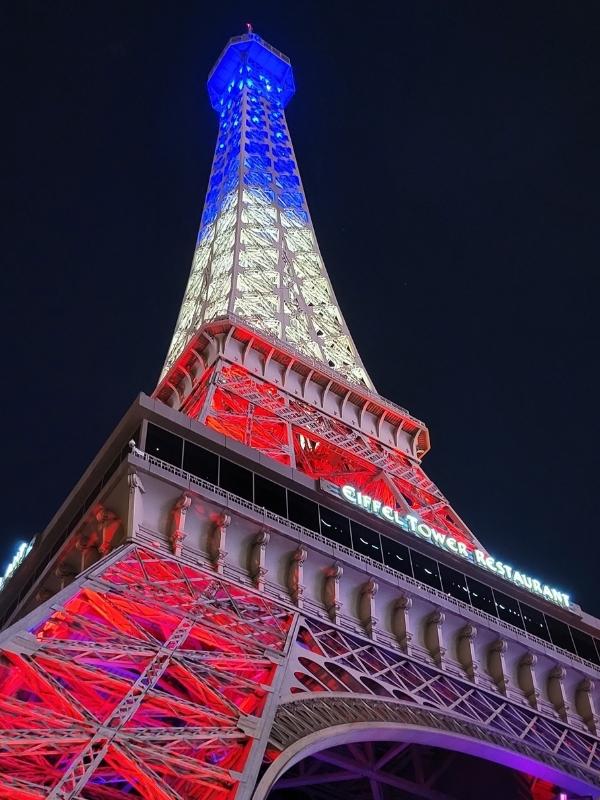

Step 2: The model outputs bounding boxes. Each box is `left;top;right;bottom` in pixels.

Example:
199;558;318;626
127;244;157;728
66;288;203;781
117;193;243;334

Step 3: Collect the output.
2;544;599;798
161;33;372;389
196;361;482;547
4;26;600;800
275;619;600;785
0;546;294;800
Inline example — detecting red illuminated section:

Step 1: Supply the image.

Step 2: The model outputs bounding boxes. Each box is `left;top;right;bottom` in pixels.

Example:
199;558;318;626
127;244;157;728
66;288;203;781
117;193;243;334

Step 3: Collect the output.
0;548;293;799
194;363;478;547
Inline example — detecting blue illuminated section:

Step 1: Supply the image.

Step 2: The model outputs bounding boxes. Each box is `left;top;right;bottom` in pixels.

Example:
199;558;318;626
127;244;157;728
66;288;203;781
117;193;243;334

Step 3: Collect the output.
207;32;295;110
199;33;304;230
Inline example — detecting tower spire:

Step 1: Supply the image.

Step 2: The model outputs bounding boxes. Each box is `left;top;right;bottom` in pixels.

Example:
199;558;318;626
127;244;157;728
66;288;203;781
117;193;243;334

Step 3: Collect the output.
160;31;373;389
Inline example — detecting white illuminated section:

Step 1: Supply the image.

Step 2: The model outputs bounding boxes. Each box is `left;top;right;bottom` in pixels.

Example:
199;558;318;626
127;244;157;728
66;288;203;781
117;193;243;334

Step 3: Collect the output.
334;483;571;609
0;541;33;592
161;88;373;390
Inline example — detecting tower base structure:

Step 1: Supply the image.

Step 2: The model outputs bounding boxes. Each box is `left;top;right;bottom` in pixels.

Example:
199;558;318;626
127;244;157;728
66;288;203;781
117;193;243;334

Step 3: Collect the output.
1;365;600;799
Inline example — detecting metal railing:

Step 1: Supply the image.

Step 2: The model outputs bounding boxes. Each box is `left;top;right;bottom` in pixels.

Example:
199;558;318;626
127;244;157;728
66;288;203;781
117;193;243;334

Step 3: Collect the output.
132;447;600;675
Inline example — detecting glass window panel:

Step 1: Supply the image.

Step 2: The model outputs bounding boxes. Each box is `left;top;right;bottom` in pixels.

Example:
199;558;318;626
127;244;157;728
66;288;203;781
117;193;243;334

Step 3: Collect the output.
493;590;524;629
146;424;183;468
439;564;471;603
350;522;382;563
520;603;551;642
219;458;253;501
319;506;351;548
546;616;576;654
254;475;287;517
411;550;442;590
570;627;600;664
182;442;218;484
381;537;413;577
466;577;498;617
287;491;319;532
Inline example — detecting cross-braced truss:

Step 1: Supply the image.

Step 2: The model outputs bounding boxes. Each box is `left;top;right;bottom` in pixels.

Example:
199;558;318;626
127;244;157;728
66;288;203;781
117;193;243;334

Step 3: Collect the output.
1;543;598;798
0;547;294;800
197;363;481;546
267;618;600;791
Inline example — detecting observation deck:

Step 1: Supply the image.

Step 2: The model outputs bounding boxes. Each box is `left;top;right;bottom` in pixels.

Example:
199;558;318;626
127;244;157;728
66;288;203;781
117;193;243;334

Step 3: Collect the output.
207;31;295;109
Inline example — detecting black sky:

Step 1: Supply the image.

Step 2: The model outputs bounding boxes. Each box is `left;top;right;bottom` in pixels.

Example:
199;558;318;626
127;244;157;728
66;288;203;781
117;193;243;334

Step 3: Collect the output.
2;2;599;613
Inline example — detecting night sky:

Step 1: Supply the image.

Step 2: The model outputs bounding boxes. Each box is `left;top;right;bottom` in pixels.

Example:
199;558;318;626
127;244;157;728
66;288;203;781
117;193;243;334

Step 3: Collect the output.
3;3;599;613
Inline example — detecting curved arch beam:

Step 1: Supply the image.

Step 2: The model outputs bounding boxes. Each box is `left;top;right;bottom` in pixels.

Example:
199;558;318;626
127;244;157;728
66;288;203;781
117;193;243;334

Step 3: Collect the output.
252;696;600;800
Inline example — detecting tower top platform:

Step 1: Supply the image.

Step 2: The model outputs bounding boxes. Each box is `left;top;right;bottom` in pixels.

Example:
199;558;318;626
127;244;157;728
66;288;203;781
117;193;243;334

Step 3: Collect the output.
207;31;295;110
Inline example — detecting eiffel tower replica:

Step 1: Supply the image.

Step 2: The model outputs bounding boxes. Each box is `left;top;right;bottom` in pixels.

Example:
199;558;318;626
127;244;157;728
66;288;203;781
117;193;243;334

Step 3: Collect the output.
2;29;600;800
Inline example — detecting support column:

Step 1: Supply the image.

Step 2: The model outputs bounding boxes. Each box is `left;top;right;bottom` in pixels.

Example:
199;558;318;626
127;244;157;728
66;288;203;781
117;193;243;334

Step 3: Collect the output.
456;624;478;682
424;610;446;668
126;471;145;541
488;639;509;695
518;652;541;709
576;678;599;734
287;546;307;607
170;493;192;557
358;577;378;640
208;511;231;574
95;508;121;555
548;665;570;722
323;563;343;624
249;530;270;591
391;595;413;654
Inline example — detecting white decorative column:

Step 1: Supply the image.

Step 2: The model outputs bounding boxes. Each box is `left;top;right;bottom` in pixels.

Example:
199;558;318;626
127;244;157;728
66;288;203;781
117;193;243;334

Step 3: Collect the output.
95;508;121;556
358;577;378;640
424;610;446;668
249;530;270;591
488;639;510;695
287;546;307;607
548;665;570;722
457;623;478;682
170;493;192;557
576;678;599;734
391;595;413;654
518;652;541;709
127;472;145;541
323;563;343;624
208;511;231;574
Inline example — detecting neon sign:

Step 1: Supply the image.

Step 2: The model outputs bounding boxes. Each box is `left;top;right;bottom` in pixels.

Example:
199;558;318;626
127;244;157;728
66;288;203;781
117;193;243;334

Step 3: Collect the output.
0;541;33;592
330;484;571;609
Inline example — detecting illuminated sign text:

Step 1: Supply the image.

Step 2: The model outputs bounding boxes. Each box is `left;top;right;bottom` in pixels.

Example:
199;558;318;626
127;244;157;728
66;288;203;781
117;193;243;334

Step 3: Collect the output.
333;484;570;609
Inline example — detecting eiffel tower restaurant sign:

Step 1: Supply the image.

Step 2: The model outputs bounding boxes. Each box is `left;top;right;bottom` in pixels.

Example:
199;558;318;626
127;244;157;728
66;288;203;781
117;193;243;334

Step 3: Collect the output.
326;482;571;610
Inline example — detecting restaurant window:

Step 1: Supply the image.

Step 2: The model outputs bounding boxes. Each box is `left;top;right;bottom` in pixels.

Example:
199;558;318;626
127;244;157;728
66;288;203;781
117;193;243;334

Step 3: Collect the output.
351;522;383;563
493;590;524;629
381;537;413;577
287;491;320;532
219;458;253;501
183;441;218;484
570;627;600;664
520;603;551;642
410;550;441;590
146;424;183;468
319;506;351;548
439;564;470;603
545;616;576;655
466;577;497;617
254;475;287;517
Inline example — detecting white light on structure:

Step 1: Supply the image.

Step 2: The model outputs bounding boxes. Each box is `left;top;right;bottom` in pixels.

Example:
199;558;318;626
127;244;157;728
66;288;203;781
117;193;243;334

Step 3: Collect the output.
0;541;34;591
